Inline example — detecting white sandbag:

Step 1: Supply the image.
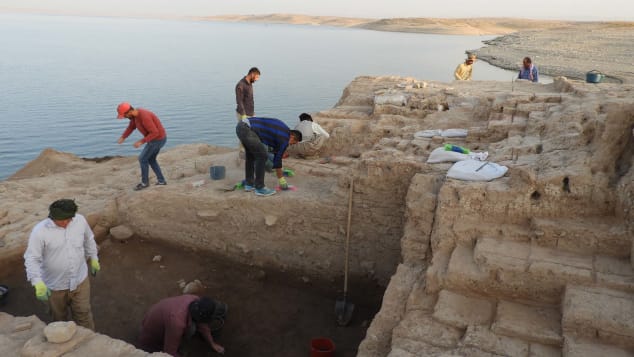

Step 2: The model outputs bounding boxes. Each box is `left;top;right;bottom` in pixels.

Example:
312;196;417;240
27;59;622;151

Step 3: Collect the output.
469;151;489;161
446;159;508;181
414;128;468;139
427;147;469;163
427;147;489;163
441;128;468;137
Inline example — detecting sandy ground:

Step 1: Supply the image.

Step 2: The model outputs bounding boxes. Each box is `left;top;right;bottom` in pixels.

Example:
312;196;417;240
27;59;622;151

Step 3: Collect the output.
0;237;382;357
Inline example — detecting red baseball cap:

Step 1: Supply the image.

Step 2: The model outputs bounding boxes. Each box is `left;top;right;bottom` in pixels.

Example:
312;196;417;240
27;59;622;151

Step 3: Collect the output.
117;102;131;119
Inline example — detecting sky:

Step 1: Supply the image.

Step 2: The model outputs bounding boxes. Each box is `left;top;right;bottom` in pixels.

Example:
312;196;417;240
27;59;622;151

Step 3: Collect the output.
1;0;633;21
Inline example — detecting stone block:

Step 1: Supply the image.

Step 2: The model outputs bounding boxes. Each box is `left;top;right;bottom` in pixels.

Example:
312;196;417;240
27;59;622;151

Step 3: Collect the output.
562;285;634;349
492;301;562;346
462;325;529;357
109;225;134;241
474;238;530;272
530;218;630;258
528;245;593;285
445;244;493;294
44;321;77;343
405;279;437;313
392;310;463;348
563;337;632;357
21;325;94;357
432;290;495;328
182;279;204;295
494;269;563;304
528;261;593;285
594;255;634;293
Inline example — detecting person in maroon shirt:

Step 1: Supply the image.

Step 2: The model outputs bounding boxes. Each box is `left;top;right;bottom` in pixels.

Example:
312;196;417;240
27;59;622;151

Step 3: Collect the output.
116;102;168;190
139;295;226;356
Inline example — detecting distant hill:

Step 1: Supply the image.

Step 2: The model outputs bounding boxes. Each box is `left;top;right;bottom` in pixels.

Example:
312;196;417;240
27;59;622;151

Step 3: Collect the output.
198;14;578;35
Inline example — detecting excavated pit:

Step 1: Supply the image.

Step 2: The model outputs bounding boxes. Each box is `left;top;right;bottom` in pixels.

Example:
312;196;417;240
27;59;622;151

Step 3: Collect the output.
0;236;384;356
1;76;633;356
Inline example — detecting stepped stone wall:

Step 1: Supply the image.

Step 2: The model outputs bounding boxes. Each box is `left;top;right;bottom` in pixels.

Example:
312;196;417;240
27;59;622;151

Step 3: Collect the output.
355;77;634;356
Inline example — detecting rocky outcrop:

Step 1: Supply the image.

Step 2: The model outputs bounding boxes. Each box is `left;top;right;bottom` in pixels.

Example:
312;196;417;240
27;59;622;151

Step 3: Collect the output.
0;312;168;356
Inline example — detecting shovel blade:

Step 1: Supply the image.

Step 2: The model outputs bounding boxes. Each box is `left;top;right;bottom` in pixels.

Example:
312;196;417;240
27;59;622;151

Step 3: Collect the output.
335;298;355;326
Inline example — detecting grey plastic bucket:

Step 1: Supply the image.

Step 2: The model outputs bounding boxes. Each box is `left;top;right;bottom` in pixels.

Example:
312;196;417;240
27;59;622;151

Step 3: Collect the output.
210;166;226;180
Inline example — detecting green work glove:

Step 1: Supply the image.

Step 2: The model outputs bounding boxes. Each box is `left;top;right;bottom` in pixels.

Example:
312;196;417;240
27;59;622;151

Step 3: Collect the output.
240;114;247;120
90;259;101;276
278;177;289;190
282;168;295;177
34;281;51;301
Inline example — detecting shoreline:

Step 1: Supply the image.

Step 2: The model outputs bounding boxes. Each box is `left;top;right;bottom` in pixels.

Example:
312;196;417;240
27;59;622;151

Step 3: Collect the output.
3;10;632;83
201;15;634;83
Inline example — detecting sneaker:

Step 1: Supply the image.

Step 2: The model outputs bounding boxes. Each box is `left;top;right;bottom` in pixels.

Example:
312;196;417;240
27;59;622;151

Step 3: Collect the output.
155;181;167;186
254;187;276;197
243;184;254;192
134;182;149;191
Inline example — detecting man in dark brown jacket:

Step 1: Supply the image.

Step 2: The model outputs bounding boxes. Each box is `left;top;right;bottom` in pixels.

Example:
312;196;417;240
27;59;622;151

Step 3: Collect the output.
235;67;260;121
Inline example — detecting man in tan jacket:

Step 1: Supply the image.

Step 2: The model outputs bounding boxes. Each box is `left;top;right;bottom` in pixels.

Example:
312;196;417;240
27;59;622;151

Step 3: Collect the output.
454;53;477;80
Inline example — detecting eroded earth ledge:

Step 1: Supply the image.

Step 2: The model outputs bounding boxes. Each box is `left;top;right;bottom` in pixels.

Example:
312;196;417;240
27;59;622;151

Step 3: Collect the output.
1;76;633;356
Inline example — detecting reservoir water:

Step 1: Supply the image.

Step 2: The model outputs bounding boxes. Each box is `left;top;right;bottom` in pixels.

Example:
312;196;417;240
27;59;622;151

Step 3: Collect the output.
0;13;520;179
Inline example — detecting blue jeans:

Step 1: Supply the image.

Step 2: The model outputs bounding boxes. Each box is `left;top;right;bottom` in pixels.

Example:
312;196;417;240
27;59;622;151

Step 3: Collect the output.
236;122;268;189
139;138;166;185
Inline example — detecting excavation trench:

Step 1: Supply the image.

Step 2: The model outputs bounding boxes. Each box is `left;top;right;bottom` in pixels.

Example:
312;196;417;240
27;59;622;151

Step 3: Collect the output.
1;161;416;356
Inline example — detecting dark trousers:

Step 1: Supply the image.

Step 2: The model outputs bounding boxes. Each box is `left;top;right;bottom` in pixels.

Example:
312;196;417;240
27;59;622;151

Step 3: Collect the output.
236;122;268;189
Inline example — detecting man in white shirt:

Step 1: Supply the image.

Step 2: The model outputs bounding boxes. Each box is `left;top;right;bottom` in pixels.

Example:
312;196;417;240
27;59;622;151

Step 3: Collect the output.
24;199;100;330
286;113;330;158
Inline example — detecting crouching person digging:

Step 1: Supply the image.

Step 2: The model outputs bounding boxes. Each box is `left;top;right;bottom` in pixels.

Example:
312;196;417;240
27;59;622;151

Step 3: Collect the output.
139;295;227;356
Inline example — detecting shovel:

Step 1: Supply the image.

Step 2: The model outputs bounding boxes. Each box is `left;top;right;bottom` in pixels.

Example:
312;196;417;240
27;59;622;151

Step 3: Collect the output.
335;178;355;326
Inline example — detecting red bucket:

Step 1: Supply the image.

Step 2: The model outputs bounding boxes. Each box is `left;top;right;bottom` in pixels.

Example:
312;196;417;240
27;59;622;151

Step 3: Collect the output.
310;337;335;357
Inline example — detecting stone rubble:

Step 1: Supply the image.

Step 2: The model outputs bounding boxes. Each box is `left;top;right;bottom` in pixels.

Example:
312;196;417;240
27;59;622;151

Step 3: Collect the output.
0;312;169;356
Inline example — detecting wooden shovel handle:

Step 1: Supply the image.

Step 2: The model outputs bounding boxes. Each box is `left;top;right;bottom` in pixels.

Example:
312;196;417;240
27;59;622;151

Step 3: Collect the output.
344;178;353;295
